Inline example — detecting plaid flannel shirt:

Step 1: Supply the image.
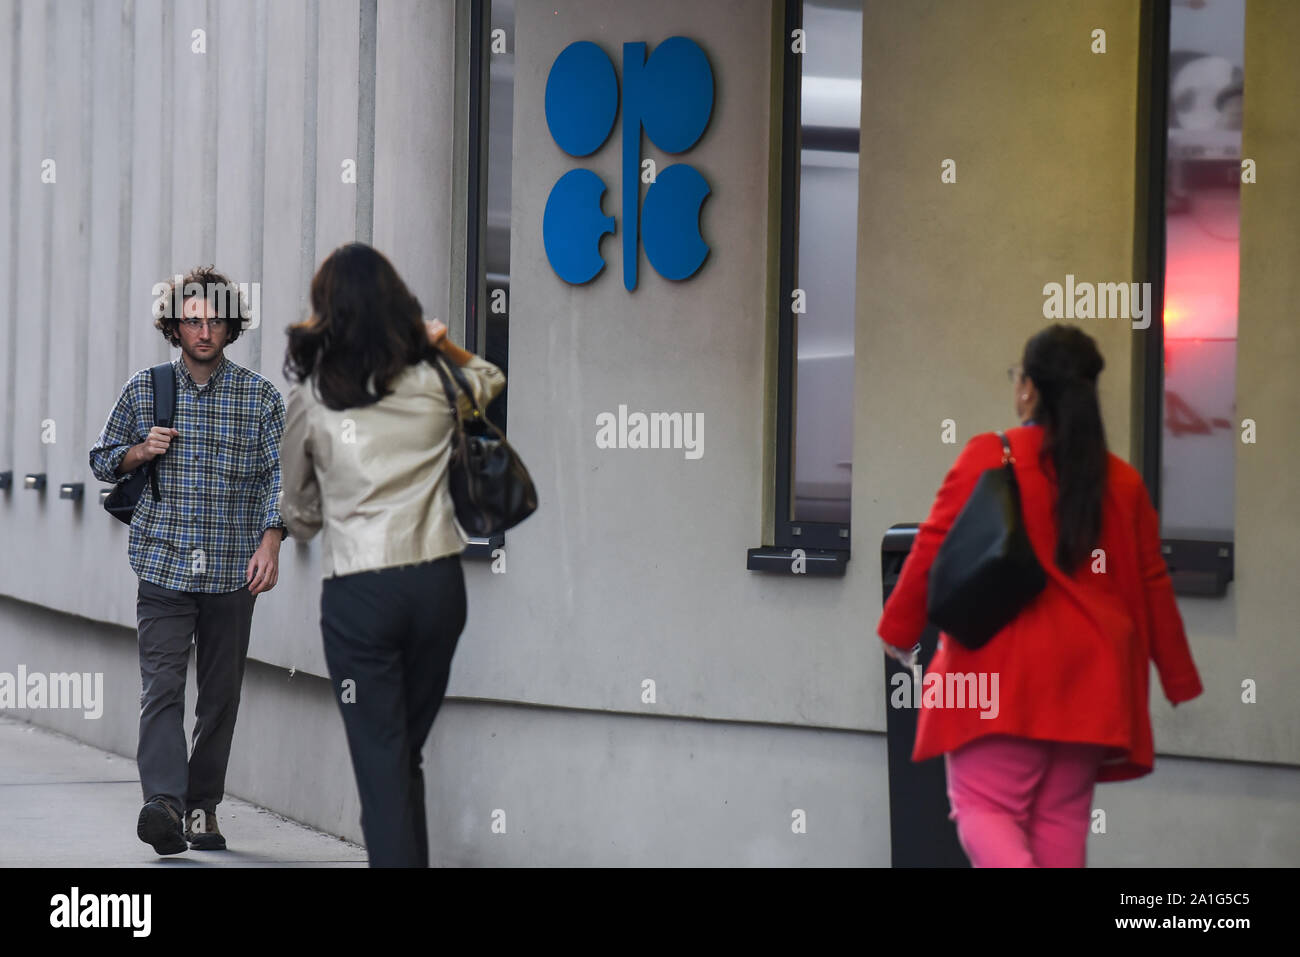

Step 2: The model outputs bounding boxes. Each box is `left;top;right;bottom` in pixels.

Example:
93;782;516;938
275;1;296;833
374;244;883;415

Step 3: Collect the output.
88;354;287;593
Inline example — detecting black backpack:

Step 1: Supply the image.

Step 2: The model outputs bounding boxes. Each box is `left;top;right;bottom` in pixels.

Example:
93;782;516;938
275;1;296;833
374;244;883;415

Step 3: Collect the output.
103;362;176;525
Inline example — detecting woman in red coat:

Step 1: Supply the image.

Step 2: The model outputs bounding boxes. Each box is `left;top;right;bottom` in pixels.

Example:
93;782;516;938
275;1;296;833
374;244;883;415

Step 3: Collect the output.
876;324;1202;867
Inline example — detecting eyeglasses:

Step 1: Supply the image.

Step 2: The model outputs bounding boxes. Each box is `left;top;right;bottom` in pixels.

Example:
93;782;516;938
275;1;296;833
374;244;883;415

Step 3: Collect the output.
179;317;229;330
1007;365;1023;383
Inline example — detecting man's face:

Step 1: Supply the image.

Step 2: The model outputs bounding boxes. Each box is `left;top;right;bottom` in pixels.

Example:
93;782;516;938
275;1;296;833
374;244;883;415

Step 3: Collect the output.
178;295;229;361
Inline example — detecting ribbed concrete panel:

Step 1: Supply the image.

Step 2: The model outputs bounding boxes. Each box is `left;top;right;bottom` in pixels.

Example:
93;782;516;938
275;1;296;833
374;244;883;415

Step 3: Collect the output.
8;0;51;610
312;0;360;266
371;0;455;326
212;0;267;377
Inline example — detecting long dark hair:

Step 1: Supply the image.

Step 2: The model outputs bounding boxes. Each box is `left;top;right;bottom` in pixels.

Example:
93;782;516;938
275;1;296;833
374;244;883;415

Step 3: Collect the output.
283;243;427;410
1021;324;1108;575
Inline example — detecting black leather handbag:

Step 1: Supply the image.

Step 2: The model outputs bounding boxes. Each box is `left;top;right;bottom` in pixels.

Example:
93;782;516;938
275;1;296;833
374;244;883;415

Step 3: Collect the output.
926;430;1046;650
430;353;538;537
102;362;176;525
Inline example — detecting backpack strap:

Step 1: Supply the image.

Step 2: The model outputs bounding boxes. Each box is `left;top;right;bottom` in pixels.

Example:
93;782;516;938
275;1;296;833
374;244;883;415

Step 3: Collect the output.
147;362;176;502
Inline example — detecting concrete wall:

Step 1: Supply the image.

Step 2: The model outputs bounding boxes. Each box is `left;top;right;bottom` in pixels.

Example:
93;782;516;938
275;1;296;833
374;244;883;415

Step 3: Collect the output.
1;0;1297;865
4;590;1296;865
856;0;1300;773
0;0;460;675
1233;0;1300;769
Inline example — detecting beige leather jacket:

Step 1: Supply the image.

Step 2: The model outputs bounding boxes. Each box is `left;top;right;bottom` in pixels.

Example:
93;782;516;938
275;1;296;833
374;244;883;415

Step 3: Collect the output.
279;353;506;578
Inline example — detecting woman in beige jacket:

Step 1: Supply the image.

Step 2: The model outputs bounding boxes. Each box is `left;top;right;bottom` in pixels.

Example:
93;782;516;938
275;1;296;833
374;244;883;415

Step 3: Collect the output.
279;242;504;867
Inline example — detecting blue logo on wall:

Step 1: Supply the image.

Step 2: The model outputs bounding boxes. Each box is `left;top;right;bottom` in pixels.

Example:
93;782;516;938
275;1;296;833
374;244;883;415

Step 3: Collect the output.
542;37;714;290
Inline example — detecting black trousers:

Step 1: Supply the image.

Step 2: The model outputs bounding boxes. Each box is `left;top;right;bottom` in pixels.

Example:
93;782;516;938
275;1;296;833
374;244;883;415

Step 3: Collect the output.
135;579;256;816
320;555;467;867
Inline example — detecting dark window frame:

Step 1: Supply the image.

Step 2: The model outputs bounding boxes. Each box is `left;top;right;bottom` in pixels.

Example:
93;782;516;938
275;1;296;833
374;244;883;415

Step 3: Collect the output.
465;0;486;358
748;0;853;576
461;0;504;558
1141;0;1233;597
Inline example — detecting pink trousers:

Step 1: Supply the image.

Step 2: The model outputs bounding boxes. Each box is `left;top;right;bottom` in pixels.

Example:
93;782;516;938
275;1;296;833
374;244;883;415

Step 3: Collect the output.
943;734;1108;868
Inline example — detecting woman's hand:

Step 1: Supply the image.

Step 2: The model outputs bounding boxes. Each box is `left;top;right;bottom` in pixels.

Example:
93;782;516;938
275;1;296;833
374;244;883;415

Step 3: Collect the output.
424;318;448;350
422;318;476;368
881;639;920;669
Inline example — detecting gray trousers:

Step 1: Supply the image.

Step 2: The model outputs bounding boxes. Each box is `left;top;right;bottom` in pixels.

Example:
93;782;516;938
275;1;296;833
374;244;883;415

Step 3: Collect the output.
135;578;256;815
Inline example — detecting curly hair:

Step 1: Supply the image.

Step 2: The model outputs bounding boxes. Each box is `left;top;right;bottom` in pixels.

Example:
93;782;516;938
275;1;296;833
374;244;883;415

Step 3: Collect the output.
153;265;247;347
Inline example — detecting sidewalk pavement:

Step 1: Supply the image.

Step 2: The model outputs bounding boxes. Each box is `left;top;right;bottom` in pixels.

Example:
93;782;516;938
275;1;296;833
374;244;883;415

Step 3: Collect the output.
0;716;366;867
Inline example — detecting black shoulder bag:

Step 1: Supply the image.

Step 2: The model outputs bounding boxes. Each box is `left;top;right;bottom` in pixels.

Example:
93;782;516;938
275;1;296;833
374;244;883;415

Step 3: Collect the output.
429;353;538;537
103;362;176;525
926;430;1046;650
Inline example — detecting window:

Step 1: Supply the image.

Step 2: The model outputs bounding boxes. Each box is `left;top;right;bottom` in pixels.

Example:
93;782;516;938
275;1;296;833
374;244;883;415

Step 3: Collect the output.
1146;0;1241;595
463;0;514;554
749;0;862;576
480;0;513;435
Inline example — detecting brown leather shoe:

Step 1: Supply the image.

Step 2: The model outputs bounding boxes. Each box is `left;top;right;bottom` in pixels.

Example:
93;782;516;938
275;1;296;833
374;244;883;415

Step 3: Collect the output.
185;808;227;850
138;799;187;855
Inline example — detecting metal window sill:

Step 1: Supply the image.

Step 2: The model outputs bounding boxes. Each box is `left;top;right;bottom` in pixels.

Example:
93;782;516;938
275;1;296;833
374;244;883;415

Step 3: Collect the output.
746;546;849;577
462;535;504;559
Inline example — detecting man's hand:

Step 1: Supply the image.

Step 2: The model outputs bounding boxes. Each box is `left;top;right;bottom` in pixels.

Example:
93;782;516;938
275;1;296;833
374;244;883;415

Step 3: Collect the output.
140;426;180;460
117;427;180;476
246;530;282;595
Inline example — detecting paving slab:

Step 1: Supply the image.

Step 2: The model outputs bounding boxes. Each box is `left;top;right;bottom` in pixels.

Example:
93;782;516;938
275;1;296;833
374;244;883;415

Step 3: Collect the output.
0;716;367;867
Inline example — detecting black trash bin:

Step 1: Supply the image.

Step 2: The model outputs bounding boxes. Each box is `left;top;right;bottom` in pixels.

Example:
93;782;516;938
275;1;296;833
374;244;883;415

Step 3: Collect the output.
881;523;970;867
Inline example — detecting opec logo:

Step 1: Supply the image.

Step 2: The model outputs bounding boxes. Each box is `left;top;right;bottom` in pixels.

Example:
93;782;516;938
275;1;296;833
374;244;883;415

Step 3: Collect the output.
543;37;714;290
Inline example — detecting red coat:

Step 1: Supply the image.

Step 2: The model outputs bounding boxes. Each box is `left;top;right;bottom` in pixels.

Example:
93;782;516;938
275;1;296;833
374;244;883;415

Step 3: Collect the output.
876;424;1203;782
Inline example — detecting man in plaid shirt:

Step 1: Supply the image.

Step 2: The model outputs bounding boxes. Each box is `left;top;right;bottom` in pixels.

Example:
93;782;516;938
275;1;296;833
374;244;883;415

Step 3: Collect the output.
89;266;286;856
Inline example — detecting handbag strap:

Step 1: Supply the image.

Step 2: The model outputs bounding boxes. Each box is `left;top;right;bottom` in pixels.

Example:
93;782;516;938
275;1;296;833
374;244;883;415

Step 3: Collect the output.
429;351;507;441
996;429;1014;467
429;352;464;424
445;356;484;417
